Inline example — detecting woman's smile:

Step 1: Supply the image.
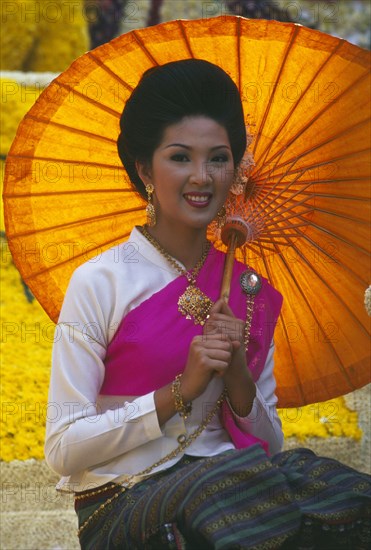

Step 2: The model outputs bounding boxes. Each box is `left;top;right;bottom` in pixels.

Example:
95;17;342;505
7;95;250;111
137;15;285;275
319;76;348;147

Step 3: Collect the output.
183;191;213;208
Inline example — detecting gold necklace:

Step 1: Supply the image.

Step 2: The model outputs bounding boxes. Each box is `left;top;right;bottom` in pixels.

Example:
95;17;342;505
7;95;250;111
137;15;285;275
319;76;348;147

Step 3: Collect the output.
140;225;213;325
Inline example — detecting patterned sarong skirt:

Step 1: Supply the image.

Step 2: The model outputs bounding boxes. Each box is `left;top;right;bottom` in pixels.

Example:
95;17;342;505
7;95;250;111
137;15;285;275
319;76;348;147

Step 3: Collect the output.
76;445;371;549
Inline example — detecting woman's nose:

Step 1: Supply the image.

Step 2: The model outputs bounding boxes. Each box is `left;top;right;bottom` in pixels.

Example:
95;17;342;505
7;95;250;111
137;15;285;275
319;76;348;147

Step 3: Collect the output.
189;161;212;185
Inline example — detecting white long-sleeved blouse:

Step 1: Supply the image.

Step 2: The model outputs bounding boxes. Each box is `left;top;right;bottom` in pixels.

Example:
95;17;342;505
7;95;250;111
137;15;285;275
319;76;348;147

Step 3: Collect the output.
45;227;283;492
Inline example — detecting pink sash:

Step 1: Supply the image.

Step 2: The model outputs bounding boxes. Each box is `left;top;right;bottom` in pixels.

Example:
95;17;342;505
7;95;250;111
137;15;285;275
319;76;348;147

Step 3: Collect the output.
101;246;282;453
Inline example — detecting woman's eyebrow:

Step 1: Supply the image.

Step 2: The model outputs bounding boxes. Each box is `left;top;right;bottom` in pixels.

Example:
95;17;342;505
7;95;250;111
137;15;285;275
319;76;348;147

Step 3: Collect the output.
164;143;230;150
164;143;191;149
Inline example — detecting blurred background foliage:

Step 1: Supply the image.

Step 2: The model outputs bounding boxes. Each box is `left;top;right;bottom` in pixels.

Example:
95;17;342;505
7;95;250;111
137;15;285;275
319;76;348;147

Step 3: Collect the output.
0;1;369;74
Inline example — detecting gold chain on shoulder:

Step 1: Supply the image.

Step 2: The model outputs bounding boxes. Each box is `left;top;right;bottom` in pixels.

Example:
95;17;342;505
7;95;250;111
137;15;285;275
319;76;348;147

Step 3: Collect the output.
244;294;255;350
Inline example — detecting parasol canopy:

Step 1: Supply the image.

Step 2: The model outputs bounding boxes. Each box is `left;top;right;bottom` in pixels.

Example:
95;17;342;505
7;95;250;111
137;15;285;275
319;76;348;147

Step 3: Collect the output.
3;16;370;407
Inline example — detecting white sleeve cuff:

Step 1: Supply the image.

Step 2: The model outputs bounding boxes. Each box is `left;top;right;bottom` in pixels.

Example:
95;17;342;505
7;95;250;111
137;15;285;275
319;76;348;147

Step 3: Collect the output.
130;391;164;440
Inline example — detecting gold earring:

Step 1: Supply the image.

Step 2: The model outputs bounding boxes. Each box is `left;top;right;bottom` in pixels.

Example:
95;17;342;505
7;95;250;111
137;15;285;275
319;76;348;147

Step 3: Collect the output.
216;205;227;228
145;183;156;227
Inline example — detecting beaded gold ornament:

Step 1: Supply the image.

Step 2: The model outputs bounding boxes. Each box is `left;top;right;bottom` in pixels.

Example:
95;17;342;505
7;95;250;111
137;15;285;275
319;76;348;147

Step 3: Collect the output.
171;373;192;419
240;270;262;350
145;183;156;227
140;225;213;325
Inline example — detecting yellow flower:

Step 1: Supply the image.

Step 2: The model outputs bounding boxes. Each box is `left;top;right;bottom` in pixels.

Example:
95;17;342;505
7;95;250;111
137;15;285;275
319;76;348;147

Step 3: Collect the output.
1;0;88;72
1;237;53;461
1;79;44;158
278;399;362;440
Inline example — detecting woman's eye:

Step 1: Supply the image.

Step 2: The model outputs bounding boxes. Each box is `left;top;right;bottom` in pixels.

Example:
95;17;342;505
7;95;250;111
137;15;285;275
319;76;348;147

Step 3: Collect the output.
171;154;189;162
211;155;229;163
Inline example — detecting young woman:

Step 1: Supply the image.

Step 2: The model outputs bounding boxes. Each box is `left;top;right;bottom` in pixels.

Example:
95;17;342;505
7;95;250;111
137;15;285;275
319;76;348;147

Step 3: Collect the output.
45;59;370;549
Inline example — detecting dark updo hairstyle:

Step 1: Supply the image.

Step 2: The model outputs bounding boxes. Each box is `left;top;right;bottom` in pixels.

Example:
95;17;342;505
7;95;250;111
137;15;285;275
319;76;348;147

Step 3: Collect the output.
117;59;246;199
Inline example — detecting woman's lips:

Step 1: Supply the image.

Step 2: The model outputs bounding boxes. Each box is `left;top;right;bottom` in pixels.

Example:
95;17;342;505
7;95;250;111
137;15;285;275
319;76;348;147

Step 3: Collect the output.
183;192;212;208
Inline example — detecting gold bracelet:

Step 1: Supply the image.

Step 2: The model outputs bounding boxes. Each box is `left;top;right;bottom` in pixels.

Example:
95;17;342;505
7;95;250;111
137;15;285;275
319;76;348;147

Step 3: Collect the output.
171;374;192;419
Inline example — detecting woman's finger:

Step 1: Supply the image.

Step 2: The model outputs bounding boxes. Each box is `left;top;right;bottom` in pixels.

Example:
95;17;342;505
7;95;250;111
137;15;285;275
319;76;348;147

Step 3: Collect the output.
209;298;235;316
204;316;244;343
209;298;225;315
208;359;230;372
216;299;235;317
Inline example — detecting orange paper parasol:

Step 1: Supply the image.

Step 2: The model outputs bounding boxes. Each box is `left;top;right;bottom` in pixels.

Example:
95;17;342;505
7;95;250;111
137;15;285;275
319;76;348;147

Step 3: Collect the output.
3;16;370;407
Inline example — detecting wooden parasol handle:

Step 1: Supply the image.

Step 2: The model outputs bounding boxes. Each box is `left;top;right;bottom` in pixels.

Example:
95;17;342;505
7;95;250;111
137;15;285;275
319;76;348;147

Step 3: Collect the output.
220;218;249;303
220;233;238;302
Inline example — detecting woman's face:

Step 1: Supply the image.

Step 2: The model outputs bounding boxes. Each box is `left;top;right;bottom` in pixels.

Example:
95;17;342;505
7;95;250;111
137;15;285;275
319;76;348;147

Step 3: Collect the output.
137;116;235;232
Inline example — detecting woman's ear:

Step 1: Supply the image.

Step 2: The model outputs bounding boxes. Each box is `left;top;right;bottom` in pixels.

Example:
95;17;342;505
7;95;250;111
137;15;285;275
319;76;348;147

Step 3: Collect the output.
136;160;152;186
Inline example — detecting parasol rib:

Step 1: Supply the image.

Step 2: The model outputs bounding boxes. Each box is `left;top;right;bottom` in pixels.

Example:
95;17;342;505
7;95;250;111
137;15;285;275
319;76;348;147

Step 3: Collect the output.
293;219;370;261
281;233;370;335
253;184;311;215
132;30;161;65
56;80;121;119
255;70;370;174
259;202;368;229
258;146;371;182
178;20;195;58
262;214;315;230
246;243;274;254
297;190;370;200
21;115;119;143
258;191;314;208
275;245;357;395
251;234;369;266
86;51;135;92
3;155;126;173
259;244;306;404
8;206;144;239
307;207;370;224
252;25;300;157
22;232;133;281
4;188;132;199
251;148;303;210
252;161;311;214
254;181;313;217
255;39;344;168
276;215;370;258
298;232;370;289
256;119;370;181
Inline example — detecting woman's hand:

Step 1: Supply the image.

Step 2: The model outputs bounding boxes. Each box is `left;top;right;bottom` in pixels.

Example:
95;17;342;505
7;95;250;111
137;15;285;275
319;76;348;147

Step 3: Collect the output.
204;299;246;373
154;304;235;426
203;299;256;416
155;299;256;426
180;331;233;403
